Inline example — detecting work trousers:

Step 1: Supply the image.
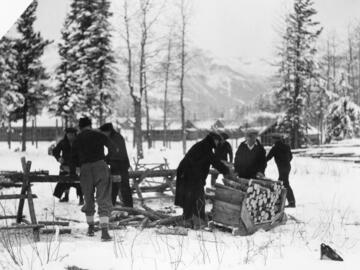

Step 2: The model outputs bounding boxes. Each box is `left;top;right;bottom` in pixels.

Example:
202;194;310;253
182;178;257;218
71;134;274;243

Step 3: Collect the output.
111;169;133;207
79;160;112;218
279;167;295;205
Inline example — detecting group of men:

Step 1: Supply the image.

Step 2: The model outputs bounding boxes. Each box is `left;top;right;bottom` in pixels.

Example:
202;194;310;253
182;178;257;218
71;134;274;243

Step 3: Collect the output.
51;117;132;241
52;117;295;238
175;129;295;229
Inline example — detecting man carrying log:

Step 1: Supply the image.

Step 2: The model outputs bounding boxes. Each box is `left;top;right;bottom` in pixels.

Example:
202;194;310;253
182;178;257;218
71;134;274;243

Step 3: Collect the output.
52;127;83;205
175;132;229;229
266;133;295;208
234;129;266;179
72;117;113;241
211;132;233;186
99;123;133;208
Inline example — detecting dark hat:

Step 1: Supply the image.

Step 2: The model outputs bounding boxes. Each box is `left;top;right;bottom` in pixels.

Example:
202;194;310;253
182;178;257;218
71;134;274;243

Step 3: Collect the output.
99;123;114;132
220;132;229;140
64;127;77;134
208;131;222;141
245;128;259;136
78;117;92;129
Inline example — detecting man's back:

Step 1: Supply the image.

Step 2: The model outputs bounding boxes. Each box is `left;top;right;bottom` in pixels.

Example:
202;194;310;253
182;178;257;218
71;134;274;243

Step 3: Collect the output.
267;141;292;168
73;129;109;165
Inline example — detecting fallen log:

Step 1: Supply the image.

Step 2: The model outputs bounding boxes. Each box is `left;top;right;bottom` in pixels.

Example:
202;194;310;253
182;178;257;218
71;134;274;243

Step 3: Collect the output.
112;206;164;221
141;204;169;219
138;217;149;230
149;215;183;227
41;228;71;234
118;216;143;225
38;221;69;226
55;216;81;223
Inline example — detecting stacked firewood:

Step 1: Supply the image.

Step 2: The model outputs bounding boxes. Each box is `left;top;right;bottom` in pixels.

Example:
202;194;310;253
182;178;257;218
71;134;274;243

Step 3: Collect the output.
245;182;283;224
221;166;284;225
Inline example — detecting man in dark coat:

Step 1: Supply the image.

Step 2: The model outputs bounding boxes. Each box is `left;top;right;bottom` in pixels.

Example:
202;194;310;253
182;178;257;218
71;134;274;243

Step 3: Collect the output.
266;133;295;207
234;129;266;179
52;127;83;205
100;123;133;207
211;132;233;186
175;132;230;229
72;117;113;241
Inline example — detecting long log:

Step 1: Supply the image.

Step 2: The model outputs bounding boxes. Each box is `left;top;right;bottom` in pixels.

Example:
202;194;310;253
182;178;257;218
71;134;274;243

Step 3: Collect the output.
0;224;44;230
148;215;183;227
3;169;221;184
118;216;143;225
141;204;169;219
112;206;164;221
38;221;69;226
41;228;71;234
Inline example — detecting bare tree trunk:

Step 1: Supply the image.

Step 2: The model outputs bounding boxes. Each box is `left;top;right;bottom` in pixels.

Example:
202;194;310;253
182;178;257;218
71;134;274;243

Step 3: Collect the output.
348;35;355;98
7;116;11;150
35;116;38;149
64;116;69;129
179;0;187;155
332;36;337;93
124;0;144;159
21;100;27;152
31;118;35;145
134;99;143;158
144;71;151;149
163;35;172;147
358;38;360;104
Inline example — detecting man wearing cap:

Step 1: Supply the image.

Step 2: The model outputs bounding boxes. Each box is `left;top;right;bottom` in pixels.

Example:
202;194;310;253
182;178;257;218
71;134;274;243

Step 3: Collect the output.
99;123;133;207
266;134;295;207
211;132;233;186
72;117;113;241
234;129;267;179
52;127;83;205
175;132;229;229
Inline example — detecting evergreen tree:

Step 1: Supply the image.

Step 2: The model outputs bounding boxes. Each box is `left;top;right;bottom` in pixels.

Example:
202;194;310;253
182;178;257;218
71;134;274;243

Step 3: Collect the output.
50;14;78;128
0;37;24;123
63;0;115;125
276;0;322;148
84;0;115;125
12;0;51;151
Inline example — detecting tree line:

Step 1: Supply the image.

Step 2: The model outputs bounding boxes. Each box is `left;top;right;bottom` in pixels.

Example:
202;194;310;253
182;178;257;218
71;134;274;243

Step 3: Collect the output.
254;0;360;148
0;0;191;154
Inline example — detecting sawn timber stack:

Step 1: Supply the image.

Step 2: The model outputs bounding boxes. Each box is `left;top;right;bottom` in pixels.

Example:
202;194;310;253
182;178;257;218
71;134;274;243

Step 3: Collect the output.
210;176;287;236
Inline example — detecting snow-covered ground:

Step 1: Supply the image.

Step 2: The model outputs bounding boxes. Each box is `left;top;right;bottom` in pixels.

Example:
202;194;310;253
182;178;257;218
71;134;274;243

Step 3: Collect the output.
1;141;360;270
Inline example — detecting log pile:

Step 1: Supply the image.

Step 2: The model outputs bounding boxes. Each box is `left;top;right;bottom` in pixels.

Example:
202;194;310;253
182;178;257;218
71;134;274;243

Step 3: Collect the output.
110;205;183;230
212;172;287;235
244;182;283;224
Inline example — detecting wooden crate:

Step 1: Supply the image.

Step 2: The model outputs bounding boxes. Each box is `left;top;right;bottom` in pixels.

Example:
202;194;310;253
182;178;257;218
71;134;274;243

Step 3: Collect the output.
211;179;287;236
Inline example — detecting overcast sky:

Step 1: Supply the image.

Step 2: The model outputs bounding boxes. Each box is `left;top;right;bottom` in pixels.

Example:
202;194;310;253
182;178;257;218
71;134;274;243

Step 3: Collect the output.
4;0;360;75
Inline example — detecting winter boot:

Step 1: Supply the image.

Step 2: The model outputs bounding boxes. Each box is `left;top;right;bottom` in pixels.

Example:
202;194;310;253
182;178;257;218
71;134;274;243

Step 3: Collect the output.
320;243;343;261
101;227;112;242
87;224;95;237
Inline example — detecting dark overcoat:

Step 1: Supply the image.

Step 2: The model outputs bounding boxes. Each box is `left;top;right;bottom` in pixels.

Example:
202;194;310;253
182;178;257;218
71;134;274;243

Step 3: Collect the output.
175;135;229;208
106;131;130;173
